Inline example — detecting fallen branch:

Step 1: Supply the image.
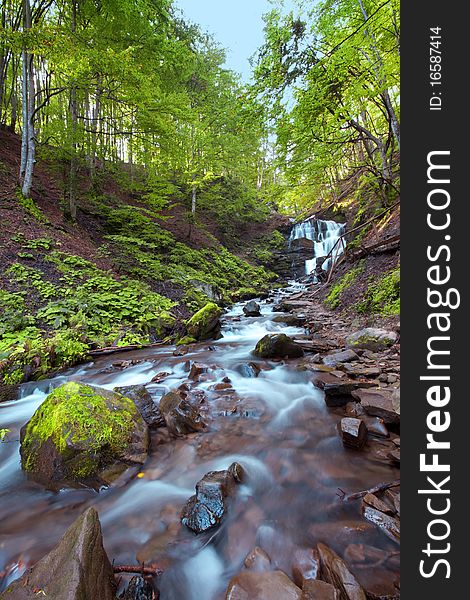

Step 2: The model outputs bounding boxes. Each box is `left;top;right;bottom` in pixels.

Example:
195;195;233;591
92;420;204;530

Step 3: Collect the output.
89;342;165;357
337;479;400;501
113;564;163;577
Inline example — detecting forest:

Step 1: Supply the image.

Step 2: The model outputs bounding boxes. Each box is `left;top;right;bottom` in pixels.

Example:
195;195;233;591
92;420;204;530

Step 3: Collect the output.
0;1;401;599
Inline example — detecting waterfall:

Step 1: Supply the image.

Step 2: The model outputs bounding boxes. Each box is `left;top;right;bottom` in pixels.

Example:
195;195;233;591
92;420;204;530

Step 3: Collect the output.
289;218;346;277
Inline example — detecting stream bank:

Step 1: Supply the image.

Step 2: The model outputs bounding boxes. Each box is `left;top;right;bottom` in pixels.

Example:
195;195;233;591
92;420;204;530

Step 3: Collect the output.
0;283;400;599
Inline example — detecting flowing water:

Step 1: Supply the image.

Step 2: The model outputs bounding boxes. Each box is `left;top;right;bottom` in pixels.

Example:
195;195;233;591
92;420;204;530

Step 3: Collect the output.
289;219;346;276
0;287;399;597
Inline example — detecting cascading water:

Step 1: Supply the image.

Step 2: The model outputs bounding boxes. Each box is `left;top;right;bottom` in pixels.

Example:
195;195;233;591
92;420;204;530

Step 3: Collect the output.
289;219;346;277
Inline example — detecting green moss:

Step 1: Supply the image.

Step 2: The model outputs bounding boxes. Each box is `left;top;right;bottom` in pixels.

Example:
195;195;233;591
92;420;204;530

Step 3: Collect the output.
186;302;222;340
176;335;197;346
22;382;137;477
356;267;400;316
325;262;364;309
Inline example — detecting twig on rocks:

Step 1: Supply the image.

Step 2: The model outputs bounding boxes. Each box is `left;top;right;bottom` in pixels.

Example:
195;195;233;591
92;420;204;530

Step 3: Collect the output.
113;564;163;577
337;479;400;501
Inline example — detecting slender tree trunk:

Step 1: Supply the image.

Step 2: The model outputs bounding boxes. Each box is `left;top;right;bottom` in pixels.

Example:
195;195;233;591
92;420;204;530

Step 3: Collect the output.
20;48;28;181
191;183;197;215
68;0;78;220
23;51;36;197
19;0;35;197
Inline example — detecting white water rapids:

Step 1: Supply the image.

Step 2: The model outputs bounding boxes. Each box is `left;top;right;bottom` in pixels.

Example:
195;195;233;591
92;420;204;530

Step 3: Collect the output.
289;219;346;277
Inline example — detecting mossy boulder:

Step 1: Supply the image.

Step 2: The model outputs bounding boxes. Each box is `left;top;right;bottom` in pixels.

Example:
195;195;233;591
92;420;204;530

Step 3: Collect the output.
186;302;222;341
20;381;149;486
346;328;398;351
253;334;304;359
176;335;197;346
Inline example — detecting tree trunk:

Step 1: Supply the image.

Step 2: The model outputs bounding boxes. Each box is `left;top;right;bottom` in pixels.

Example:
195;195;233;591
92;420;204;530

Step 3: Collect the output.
191;183;197;215
68;0;78;220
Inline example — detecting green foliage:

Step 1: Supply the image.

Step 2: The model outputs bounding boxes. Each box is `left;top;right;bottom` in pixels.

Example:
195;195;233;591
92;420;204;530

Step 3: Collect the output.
326;262;364;309
16;192;49;224
7;264;57;299
356;268;400;316
251;230;286;263
0;429;10;441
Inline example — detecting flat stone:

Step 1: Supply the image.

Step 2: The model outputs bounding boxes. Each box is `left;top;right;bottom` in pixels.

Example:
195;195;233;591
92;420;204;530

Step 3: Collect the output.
291;547;320;588
313;373;376;407
0;508;116;599
317;543;367;600
244;546;272;572
159;390;206;436
225;571;302;600
363;494;395;515
339;418;368;450
323;350;359;367
346;328;398;351
302;580;339;600
361;506;400;545
351;389;400;424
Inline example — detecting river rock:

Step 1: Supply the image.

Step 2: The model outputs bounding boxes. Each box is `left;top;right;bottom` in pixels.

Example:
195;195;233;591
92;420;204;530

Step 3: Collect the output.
361;506;400;545
291;547;320;588
118;576;154;600
186;302;222;341
181;462;244;533
159;390;206;436
317;543;367;600
302;580;340;600
339;418;368;450
244;546;272;572
273;314;306;327
351;389;400;424
225;571;302;600
346;328;398;351
189;362;208;380
115;385;165;428
363;493;395;515
253;334;304;359
243;300;262;317
238;362;262;378
313;373;376;407
0;383;20;403
323;350;359;367
20;382;149;485
0;507;116;599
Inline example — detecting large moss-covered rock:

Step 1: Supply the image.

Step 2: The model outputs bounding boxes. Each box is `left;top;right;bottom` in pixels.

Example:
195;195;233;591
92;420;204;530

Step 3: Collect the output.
20;381;149;485
346;328;398;351
0;507;116;600
253;334;304;359
186;302;222;341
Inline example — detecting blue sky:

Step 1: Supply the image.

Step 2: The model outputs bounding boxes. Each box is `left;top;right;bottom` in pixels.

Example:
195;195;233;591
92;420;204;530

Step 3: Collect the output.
175;0;297;81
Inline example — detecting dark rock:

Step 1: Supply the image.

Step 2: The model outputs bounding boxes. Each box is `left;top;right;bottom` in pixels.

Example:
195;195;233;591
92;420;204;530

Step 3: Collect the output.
384;489;400;516
243;300;262;317
346;328;398;351
317;543;367;600
323;349;360;367
273;314;306;327
253;334;304;359
181;462;244;533
291;547;320;588
186;302;222;341
362;416;389;438
225;571;302;600
189;362;208;380
0;383;20;403
20;382;149;485
159;390;206;436
302;580;339;600
238;362;262;378
173;345;189;356
150;371;171;383
296;338;335;353
244;546;272;572
115;385;165;429
313;373;376;407
363;494;395;515
361;506;400;545
339;418;368;450
118;576;154;600
351;389;400;424
0;508;116;599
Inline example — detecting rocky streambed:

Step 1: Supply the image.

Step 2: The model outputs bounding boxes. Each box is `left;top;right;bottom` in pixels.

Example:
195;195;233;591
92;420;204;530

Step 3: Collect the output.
0;284;400;599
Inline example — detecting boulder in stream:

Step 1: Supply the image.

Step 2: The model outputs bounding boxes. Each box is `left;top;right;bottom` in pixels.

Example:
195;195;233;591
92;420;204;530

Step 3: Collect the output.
339;418;368;450
317;543;367;600
302;580;340;600
159;390;206;436
115;384;165;429
186;302;222;341
351;388;400;424
253;334;304;359
181;462;244;533
20;382;149;485
0;507;116;599
243;300;262;317
225;571;302;600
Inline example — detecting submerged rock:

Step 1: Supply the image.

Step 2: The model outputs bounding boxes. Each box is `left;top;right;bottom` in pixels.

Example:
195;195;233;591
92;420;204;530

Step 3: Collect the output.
186;302;222;341
302;580;340;600
253;334;304;359
238;362;262;378
243;300;262;317
346;328;398;351
115;384;165;429
159;390;206;436
339;418;368;450
317;543;367;600
244;546;272;572
225;571;302;600
313;373;376;407
118;576;154;600
181;462;244;533
0;507;116;599
20;382;149;485
291;547;321;588
272;314;306;327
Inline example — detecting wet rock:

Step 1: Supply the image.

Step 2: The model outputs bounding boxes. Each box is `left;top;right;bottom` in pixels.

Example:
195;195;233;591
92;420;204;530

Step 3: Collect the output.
253;334;304;359
159;390;206;436
313;373;376;407
363;494;395;515
225;571;302;600
273;314;306;327
176;336;197;346
302;580;340;600
361;506;400;545
323;350;359;367
0;383;20;403
345;402;365;417
244;546;272;572
292;547;320;588
150;371;171;383
210;382;233;391
317;543;367;600
362;416;389;438
189;362;208;380
20;382;149;485
181;462;244;533
238;362;262;378
388;448;400;464
186;302;222;341
346;328;398;351
351;389;400;424
0;507;116;599
115;385;165;429
173;345;189;356
296;338;335;353
339;418;368;450
118;576;154;600
341;364;381;379
243;300;262;317
384;489;400;516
